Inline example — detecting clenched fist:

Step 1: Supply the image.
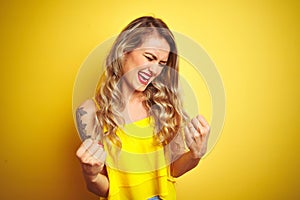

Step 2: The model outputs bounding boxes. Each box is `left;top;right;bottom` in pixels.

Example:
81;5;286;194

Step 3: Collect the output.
76;139;107;180
184;115;210;159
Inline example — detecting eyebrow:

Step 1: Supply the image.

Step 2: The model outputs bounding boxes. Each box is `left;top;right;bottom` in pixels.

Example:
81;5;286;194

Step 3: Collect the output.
145;52;168;64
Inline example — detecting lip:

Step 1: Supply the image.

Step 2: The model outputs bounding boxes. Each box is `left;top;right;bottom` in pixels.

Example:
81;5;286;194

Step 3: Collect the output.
138;71;152;85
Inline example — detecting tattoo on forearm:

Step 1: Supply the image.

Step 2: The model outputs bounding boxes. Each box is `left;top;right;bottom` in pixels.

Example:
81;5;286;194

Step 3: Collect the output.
76;107;90;141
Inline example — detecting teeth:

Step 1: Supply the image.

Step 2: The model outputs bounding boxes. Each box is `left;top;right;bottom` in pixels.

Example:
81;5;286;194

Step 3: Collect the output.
139;72;150;80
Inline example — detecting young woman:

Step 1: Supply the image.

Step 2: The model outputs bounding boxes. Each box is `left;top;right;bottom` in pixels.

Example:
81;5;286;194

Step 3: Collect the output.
75;16;210;200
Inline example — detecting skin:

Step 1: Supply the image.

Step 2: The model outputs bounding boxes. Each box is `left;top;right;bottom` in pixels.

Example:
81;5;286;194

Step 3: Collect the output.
171;115;210;177
75;35;210;197
76;100;109;197
120;35;169;123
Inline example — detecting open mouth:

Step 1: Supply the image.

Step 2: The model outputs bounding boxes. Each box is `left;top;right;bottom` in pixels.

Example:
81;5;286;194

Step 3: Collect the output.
138;71;152;85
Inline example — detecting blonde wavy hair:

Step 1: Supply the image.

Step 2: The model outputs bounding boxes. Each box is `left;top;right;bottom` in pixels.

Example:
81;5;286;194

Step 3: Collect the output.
95;16;189;149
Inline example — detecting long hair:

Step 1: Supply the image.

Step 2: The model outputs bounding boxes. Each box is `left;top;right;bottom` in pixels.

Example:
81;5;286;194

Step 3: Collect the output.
95;16;189;150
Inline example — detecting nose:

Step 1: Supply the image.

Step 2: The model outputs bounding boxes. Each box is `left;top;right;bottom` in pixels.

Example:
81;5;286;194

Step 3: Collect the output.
149;62;163;76
148;63;161;76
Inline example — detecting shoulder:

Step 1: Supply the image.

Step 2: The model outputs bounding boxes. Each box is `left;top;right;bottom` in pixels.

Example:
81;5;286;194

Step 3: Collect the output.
76;98;99;123
77;98;98;113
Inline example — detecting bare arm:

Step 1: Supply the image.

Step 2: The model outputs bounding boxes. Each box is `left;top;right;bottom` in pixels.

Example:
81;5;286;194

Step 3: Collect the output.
170;115;210;178
75;99;109;197
76;139;109;197
170;151;200;177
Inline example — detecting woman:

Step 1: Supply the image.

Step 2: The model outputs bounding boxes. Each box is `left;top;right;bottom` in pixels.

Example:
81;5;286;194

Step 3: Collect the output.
75;16;210;200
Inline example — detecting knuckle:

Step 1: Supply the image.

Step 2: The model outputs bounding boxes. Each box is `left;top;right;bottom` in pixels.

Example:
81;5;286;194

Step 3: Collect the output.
205;127;211;135
191;118;197;123
81;158;88;164
197;114;203;120
184;127;189;135
75;150;81;158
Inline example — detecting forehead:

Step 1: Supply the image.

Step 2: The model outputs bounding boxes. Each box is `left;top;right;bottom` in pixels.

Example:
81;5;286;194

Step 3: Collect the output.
137;36;170;56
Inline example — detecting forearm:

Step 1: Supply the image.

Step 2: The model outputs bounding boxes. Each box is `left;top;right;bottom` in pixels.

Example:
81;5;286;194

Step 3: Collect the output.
83;173;109;197
170;151;201;178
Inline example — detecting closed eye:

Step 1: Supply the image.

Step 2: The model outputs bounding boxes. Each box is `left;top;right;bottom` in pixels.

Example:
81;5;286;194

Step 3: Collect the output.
144;52;167;67
144;55;154;61
158;63;167;67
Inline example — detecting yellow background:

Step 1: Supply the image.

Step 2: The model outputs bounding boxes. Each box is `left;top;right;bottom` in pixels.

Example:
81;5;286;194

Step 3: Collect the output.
1;0;299;199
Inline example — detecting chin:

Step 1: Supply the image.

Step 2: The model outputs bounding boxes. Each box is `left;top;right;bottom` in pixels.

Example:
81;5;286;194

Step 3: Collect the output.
136;86;147;92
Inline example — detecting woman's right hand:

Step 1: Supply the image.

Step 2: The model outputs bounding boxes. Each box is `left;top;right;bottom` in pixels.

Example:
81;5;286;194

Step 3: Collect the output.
76;138;107;181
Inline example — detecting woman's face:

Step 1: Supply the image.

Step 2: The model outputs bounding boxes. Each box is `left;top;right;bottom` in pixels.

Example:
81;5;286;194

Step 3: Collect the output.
122;35;170;92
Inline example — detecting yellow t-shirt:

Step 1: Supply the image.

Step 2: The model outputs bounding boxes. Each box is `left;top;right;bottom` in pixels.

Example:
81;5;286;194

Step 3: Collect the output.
101;117;176;200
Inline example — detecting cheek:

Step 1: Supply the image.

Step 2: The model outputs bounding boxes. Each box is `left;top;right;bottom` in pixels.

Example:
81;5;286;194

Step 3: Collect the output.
121;56;129;74
122;57;137;74
134;56;148;68
157;68;164;76
126;56;145;71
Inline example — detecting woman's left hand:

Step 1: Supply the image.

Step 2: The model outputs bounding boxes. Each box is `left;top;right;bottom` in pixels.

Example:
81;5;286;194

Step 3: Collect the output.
184;115;210;159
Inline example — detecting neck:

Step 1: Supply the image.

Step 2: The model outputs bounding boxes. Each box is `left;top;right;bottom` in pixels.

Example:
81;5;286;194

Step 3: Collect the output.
121;81;145;103
120;83;148;123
